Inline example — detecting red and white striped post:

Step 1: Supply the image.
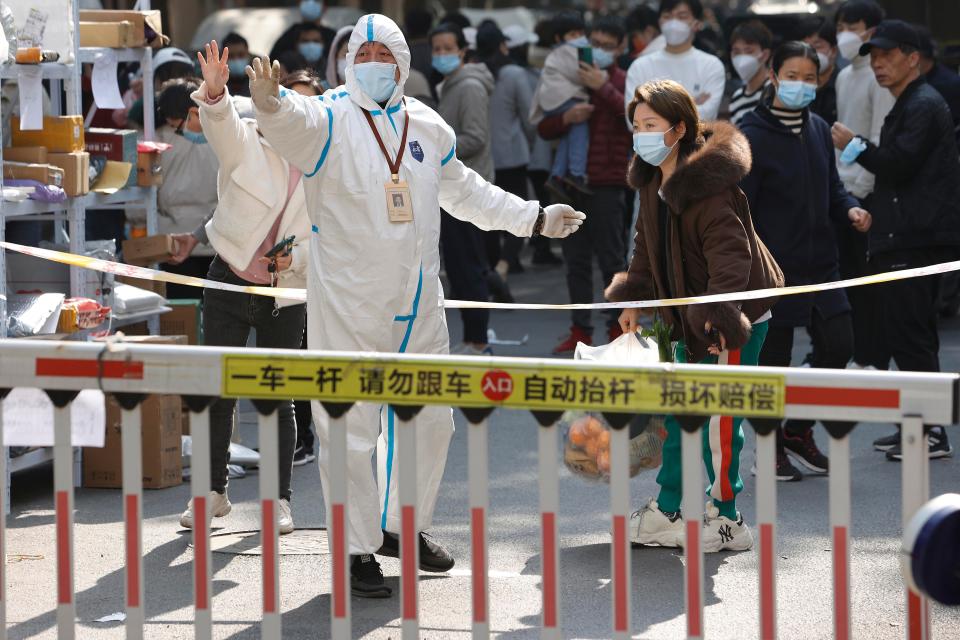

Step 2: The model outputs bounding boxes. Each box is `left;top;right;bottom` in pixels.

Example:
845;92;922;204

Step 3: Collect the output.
468;417;490;638
121;406;145;639
190;408;213;640
327;412;351;639
538;420;561;639
258;410;281;638
608;423;631;640
755;430;777;640
828;433;851;640
53;405;75;639
681;426;704;640
900;416;930;640
397;412;420;639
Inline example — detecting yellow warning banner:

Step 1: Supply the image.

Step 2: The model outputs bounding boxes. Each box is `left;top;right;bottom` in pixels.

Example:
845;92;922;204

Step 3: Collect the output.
222;355;785;418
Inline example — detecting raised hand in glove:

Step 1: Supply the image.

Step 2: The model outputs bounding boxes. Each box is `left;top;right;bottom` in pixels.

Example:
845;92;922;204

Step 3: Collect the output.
540;204;586;239
245;56;281;114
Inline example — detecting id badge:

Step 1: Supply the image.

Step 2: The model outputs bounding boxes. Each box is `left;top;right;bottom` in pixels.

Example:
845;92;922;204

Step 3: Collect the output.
385;180;414;223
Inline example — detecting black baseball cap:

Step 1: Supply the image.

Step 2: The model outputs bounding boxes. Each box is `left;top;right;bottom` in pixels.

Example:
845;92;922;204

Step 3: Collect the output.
859;19;921;56
476;22;507;56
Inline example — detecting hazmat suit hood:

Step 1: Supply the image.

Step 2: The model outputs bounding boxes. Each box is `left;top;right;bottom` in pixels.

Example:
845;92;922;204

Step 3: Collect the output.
345;14;411;112
325;25;354;89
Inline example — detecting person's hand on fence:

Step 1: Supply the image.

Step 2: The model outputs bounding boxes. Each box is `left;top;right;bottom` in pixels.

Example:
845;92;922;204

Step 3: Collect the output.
849;207;872;233
541;204;586;238
245;56;281;114
168;233;198;265
197;40;230;100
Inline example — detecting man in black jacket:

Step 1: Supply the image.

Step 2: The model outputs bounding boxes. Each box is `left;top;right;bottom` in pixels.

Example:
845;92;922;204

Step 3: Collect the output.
832;19;960;460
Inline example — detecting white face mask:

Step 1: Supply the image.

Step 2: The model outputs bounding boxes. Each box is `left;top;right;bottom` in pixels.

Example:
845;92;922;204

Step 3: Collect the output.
661;19;692;47
732;54;762;83
816;51;832;72
837;30;864;61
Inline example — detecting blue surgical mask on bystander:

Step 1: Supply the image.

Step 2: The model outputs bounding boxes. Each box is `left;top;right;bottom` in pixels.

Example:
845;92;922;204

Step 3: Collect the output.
299;41;325;63
776;80;817;109
432;54;461;75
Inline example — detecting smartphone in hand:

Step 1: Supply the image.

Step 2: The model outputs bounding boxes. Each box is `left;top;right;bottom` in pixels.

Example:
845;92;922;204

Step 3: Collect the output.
577;46;593;66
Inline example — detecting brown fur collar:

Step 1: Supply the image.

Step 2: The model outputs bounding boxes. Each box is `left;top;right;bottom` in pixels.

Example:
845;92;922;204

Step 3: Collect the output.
627;121;752;214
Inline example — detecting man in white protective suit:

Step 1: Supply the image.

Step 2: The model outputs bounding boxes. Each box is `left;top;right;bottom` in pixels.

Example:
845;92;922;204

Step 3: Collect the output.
247;13;586;598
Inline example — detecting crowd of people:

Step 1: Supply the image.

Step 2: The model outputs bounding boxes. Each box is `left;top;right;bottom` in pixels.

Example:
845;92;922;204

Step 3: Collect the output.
33;0;960;596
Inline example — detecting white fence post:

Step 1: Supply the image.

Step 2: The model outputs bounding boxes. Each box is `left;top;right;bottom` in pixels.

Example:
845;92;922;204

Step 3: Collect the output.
468;416;491;639
608;421;631;640
901;416;930;640
121;404;145;639
258;409;281;639
54;404;75;640
537;417;562;639
681;425;704;640
397;410;420;639
190;406;213;640
828;433;852;640
326;408;351;640
0;392;7;640
755;430;777;640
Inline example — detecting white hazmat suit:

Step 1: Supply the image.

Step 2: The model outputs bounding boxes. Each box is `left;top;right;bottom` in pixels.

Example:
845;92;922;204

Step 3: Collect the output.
254;14;582;555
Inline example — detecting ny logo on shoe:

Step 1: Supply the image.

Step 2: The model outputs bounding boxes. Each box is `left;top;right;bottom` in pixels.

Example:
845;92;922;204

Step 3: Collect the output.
718;524;734;544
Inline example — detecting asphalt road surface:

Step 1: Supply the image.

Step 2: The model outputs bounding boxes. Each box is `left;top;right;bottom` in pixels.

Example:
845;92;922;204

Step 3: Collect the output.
5;247;960;638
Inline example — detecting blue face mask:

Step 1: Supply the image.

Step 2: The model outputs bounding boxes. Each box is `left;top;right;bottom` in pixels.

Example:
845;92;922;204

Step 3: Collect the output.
298;41;324;63
633;126;677;167
181;129;207;145
227;59;248;77
354;61;398;103
568;36;589;48
432;54;461;76
776;79;817;109
300;0;323;22
592;47;614;69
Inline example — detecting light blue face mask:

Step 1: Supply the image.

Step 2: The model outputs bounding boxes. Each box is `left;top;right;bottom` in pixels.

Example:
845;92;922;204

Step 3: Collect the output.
300;0;323;21
592;47;614;69
633;125;677;167
776;79;817;109
181;129;207;145
432;54;461;76
298;41;324;63
354;61;398;103
568;36;589;48
227;59;248;77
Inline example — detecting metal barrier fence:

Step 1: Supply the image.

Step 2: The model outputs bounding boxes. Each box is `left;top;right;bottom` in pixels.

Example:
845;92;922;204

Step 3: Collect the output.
0;339;954;639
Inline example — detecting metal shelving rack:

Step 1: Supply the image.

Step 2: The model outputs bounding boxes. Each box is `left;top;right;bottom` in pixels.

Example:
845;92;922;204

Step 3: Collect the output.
1;2;159;482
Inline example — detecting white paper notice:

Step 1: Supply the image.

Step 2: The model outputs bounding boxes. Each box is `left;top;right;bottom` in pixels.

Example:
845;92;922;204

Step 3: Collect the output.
17;66;44;130
2;388;106;448
92;50;125;110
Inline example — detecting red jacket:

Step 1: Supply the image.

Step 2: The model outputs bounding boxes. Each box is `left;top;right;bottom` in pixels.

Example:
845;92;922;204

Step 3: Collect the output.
537;66;631;187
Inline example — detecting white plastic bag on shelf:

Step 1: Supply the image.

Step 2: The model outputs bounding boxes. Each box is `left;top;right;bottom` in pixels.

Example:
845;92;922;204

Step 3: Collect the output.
562;332;667;483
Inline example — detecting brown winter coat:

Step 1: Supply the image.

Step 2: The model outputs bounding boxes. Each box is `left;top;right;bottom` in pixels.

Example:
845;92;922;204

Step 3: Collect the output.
606;121;784;362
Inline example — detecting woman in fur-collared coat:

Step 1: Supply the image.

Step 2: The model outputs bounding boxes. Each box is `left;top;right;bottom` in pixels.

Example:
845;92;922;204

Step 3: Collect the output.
605;79;784;553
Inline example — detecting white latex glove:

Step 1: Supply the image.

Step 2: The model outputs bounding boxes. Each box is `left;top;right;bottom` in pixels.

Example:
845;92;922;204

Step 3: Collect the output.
245;56;281;114
541;204;586;239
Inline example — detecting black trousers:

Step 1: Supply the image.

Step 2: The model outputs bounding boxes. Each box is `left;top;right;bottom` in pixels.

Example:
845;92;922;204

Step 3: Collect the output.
758;310;854;443
488;166;529;267
562;186;627;332
202;256;304;500
162;256;211;301
293;327;315;454
441;213;490;344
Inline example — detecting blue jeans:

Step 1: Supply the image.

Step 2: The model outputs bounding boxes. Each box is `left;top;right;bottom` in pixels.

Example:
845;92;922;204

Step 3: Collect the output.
545;98;589;179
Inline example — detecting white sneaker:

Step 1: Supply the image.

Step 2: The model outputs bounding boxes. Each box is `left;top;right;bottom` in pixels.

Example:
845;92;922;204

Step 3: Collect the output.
701;501;753;553
629;498;683;547
179;491;232;529
278;498;294;535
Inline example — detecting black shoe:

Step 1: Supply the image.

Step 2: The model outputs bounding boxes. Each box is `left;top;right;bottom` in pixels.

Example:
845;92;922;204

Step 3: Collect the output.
351;554;392;598
531;248;563;265
775;451;803;481
292;446;315;467
544;177;574;205
782;428;828;473
486;271;514;303
377;530;455;573
507;260;525;275
562;175;594;195
885;428;953;461
873;432;900;452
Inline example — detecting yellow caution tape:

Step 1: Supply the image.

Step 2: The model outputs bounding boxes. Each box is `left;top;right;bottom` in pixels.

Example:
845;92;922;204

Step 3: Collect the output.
222;353;786;417
4;240;960;311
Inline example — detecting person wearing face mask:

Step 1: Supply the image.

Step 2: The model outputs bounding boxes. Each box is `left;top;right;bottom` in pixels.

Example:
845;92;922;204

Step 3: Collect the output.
832;0;894;370
325;25;353;88
221;32;252;98
625;0;725;123
606;79;783;552
154;78;220;299
797;17;841;124
268;2;335;63
167;43;314;537
831;20;960;461
536;16;634;352
739;42;871;481
727;20;773;127
247;14;586;597
296;23;327;73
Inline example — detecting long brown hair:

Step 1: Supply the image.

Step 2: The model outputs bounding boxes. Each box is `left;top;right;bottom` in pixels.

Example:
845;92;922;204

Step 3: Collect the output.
627;79;705;185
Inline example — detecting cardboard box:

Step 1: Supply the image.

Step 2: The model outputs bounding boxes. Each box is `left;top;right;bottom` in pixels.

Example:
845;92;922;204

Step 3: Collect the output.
161;300;202;345
83;394;182;489
47;152;90;197
122;234;175;266
86;128;138;186
3;162;64;187
79;21;136;48
136;149;163;186
3;146;47;164
11;116;85;153
116;274;167;298
79;10;168;48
